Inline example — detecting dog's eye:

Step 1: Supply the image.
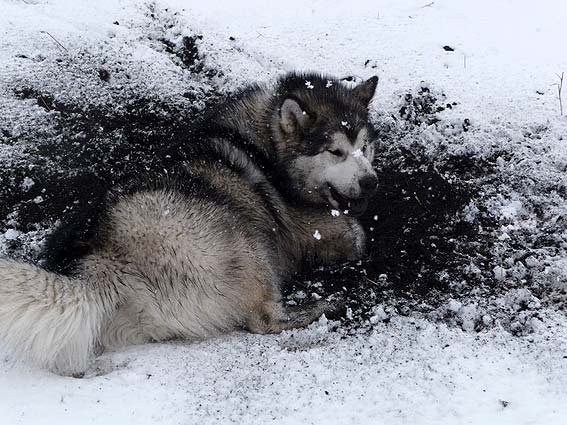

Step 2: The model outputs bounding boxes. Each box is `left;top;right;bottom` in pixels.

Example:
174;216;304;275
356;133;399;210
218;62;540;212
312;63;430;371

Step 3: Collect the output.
362;144;368;153
328;149;343;157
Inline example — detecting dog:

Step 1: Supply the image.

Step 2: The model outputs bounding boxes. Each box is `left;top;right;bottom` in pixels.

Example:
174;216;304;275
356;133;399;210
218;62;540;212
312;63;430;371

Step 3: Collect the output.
0;72;379;375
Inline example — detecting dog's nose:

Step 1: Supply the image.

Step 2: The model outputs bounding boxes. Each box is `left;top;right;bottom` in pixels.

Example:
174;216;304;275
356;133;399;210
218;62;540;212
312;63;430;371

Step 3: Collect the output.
359;175;378;195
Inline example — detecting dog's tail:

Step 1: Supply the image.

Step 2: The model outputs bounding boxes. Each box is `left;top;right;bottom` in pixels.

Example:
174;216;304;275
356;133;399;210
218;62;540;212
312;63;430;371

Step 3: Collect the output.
0;258;119;375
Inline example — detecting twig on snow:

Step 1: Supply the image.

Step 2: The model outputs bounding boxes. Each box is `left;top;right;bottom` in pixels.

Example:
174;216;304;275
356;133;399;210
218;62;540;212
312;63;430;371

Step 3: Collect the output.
41;31;69;52
38;96;51;111
554;72;564;116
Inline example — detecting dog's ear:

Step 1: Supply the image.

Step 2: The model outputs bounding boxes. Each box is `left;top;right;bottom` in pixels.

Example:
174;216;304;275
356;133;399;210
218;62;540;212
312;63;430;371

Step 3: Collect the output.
352;76;378;106
280;98;313;134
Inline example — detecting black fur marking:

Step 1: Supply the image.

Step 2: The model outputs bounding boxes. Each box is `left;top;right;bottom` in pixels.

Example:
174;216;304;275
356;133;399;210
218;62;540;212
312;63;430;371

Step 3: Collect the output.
42;180;109;274
275;73;373;153
166;124;294;235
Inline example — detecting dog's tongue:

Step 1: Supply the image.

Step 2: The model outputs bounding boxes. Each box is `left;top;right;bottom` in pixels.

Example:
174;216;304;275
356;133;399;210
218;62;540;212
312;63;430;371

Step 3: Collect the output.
345;198;368;216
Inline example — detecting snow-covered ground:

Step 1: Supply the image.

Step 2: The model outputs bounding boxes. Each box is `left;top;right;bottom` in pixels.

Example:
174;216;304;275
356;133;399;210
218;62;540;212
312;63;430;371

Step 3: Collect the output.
3;316;567;425
1;0;567;423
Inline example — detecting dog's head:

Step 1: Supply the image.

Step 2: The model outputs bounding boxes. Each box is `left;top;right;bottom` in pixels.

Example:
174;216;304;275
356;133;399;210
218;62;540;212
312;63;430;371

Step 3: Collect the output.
273;73;379;216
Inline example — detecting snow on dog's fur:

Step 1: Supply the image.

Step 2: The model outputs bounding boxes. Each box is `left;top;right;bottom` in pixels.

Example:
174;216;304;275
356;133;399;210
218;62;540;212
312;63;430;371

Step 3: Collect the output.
0;73;378;375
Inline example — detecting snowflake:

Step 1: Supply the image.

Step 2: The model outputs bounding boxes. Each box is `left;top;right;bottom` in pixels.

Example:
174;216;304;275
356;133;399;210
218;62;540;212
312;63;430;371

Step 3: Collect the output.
326;80;333;88
21;177;35;190
313;229;322;240
352;149;363;158
331;209;340;217
305;80;314;89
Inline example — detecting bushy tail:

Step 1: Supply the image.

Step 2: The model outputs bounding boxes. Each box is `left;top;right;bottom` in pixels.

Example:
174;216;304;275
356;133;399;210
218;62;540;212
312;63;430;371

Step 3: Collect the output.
0;258;117;375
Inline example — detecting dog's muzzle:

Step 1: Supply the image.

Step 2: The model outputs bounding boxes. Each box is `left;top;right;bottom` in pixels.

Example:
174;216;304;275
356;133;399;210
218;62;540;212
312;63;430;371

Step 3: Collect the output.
328;186;368;216
327;174;378;216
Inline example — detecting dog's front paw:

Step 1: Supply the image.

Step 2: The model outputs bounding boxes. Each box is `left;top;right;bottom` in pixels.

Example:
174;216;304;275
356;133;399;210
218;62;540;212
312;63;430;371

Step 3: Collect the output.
296;213;367;265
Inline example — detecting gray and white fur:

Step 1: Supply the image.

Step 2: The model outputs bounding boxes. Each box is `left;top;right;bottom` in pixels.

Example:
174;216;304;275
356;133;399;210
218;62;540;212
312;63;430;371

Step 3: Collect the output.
0;72;379;375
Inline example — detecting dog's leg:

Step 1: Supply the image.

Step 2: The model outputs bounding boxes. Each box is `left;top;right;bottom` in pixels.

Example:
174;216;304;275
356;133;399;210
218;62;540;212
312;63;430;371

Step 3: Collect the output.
288;208;366;265
246;299;339;334
276;301;341;330
100;305;152;350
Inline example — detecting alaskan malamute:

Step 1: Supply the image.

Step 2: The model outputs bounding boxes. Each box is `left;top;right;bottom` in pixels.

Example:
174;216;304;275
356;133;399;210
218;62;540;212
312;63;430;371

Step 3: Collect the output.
0;72;379;375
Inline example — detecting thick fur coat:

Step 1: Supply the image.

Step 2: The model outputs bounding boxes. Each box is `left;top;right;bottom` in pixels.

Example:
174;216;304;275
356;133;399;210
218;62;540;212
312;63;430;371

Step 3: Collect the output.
0;72;379;375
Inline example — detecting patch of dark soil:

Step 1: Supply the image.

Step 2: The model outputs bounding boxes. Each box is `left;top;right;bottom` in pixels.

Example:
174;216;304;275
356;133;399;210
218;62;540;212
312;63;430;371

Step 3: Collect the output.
160;35;203;72
399;86;444;126
286;158;485;324
14;87;61;112
0;92;217;261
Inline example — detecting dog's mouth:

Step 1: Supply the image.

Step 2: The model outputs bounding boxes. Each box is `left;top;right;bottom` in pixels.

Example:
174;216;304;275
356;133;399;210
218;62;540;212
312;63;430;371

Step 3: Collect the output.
328;186;368;216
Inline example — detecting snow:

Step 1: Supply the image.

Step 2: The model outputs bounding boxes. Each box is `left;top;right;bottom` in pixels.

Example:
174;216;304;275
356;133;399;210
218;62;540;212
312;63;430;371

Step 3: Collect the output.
1;0;567;424
2;317;567;425
21;177;34;191
3;229;21;241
